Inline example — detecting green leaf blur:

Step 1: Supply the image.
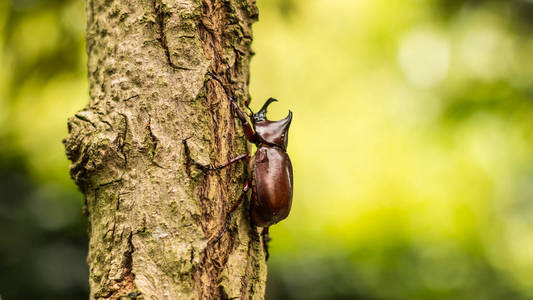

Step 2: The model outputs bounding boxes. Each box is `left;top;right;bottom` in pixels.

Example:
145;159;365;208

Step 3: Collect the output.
1;0;533;299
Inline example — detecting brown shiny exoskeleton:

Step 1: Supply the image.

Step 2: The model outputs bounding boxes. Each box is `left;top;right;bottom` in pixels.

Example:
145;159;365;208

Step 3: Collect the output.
191;72;293;260
249;102;293;229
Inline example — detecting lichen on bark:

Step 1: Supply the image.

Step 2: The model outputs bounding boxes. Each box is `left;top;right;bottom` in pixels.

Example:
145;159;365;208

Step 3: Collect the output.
64;0;266;299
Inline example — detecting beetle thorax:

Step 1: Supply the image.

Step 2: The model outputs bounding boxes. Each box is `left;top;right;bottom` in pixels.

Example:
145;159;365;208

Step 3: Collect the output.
254;116;291;149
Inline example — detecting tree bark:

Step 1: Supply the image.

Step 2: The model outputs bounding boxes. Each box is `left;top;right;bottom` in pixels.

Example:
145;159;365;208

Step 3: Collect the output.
64;0;266;299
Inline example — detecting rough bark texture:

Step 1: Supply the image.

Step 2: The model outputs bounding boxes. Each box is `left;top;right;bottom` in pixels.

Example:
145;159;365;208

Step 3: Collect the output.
64;0;267;299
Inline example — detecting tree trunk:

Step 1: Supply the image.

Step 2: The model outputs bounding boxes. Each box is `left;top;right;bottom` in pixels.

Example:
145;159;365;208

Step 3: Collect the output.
64;0;266;299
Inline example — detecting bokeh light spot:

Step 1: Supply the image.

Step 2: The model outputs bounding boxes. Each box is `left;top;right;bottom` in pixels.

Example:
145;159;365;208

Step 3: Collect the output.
398;27;451;88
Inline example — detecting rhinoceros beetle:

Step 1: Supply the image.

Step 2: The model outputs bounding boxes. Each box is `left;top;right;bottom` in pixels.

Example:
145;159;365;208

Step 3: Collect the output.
186;72;293;260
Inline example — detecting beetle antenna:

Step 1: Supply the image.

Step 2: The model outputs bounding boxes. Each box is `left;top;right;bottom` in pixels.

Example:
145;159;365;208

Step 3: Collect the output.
244;99;254;116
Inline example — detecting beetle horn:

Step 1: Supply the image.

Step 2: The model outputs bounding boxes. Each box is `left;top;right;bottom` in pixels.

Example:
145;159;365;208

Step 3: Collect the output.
280;110;293;131
253;98;278;122
276;110;293;148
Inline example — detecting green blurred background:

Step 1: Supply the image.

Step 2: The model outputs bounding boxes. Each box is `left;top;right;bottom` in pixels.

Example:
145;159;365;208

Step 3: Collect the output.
2;0;533;299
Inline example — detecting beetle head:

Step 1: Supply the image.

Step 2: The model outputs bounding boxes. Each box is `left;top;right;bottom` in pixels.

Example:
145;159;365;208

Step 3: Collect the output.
252;98;293;149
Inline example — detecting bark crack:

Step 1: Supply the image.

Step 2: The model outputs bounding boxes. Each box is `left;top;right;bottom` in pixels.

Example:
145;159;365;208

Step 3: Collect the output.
97;112;114;130
146;117;165;169
151;0;192;71
123;94;139;102
117;113;129;168
105;232;138;299
182;138;193;177
75;113;97;128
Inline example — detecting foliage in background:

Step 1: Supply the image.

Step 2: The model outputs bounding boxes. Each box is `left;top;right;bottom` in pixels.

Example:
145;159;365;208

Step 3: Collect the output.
0;0;88;299
1;0;533;299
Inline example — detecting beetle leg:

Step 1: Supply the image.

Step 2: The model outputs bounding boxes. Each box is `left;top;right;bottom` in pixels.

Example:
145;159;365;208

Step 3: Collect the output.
194;153;249;171
207;72;257;143
183;139;249;171
261;227;271;261
230;101;257;143
210;179;250;244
